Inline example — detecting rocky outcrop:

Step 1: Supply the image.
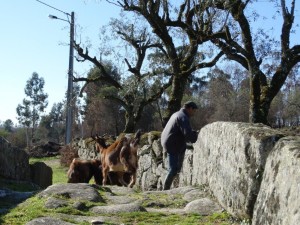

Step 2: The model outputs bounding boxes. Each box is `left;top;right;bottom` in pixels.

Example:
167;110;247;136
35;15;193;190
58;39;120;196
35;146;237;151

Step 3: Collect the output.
252;136;300;225
25;184;221;225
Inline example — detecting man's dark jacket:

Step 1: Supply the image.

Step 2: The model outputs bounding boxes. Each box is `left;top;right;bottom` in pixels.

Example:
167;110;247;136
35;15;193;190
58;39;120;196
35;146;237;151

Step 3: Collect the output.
161;108;198;154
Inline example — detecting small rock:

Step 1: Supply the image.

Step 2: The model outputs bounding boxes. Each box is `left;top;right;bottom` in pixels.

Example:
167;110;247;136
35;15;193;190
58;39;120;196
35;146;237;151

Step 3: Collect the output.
73;201;87;210
26;217;74;225
91;220;104;225
45;197;67;209
184;198;222;215
91;202;146;214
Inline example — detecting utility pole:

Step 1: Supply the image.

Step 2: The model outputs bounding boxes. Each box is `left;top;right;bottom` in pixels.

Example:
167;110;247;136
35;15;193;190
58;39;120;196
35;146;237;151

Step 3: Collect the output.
65;11;74;144
36;0;74;144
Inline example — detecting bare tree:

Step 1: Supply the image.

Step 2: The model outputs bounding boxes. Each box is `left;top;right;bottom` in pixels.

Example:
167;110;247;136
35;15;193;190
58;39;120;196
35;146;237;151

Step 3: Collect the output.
205;0;300;124
74;24;172;132
104;0;224;125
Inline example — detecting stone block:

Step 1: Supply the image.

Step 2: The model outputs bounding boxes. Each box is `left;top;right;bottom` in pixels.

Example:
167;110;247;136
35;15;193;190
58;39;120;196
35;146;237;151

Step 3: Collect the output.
252;136;300;225
30;162;53;188
192;122;283;218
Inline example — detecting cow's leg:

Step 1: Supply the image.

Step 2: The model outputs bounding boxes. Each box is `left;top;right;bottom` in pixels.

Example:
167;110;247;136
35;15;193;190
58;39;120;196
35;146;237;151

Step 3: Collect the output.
128;173;136;188
116;172;128;186
102;166;109;185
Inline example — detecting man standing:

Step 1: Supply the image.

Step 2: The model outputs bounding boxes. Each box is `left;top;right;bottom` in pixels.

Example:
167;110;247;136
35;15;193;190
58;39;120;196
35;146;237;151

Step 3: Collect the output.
161;101;199;190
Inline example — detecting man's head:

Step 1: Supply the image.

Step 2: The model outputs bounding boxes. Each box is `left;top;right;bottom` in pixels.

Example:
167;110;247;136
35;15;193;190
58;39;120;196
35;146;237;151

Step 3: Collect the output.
183;101;198;117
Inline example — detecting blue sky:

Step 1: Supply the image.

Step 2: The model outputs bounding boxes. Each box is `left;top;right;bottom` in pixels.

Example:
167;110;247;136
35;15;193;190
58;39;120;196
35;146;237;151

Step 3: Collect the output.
0;0;121;124
0;1;299;125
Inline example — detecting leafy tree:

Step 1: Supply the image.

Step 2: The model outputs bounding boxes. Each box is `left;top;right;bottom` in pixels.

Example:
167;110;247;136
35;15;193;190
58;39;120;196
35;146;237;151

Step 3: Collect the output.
0;130;9;139
37;102;64;143
7;128;27;149
16;72;48;146
3;119;14;132
204;67;236;122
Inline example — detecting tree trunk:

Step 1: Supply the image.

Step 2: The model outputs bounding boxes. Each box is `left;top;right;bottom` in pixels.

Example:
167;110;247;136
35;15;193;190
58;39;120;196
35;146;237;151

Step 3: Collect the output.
123;111;135;133
162;75;188;126
249;70;271;125
26;127;30;147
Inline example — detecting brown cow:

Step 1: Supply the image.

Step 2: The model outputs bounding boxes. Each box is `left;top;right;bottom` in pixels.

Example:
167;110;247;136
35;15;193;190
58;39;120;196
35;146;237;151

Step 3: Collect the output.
67;158;103;184
93;130;141;188
67;158;132;185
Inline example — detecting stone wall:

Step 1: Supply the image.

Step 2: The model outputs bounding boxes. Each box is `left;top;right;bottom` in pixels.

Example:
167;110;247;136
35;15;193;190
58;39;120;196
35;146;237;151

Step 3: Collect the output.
76;138;99;160
136;138;167;190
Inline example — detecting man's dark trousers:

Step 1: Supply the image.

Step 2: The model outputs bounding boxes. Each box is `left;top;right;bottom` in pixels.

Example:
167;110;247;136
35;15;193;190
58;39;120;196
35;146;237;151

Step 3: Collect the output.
163;151;185;190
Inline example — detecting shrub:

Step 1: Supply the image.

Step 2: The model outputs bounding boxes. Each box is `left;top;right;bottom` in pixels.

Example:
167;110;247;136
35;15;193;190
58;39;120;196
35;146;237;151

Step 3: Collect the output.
59;144;78;167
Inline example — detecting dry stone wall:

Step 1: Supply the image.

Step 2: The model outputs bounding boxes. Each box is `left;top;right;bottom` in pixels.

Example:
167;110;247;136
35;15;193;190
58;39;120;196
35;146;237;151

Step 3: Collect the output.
76;138;99;160
136;139;168;190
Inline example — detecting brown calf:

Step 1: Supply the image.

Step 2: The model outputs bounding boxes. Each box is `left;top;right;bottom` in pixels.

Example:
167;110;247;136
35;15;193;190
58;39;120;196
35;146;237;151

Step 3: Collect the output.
93;130;141;188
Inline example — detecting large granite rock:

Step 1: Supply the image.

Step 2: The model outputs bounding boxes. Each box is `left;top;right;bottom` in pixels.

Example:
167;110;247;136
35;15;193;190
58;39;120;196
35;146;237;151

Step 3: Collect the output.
191;122;283;219
39;183;104;202
30;162;53;188
0;145;30;181
252;136;300;225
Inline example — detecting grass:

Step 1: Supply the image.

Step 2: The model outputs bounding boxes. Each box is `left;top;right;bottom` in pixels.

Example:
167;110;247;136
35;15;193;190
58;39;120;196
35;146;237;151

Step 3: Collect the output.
1;197;47;225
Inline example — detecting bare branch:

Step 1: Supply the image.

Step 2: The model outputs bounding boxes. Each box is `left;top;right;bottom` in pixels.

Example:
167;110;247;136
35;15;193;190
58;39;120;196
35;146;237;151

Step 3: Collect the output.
73;42;122;89
187;51;224;74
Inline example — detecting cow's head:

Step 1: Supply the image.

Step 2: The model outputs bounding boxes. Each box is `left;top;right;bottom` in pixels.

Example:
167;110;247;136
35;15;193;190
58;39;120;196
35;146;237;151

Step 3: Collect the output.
128;129;141;155
92;134;108;154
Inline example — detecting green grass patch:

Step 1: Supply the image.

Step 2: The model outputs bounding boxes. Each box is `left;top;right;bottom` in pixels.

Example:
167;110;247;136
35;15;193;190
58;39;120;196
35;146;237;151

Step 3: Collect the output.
1;196;48;225
109;211;232;225
1;194;100;225
29;156;60;163
51;164;68;184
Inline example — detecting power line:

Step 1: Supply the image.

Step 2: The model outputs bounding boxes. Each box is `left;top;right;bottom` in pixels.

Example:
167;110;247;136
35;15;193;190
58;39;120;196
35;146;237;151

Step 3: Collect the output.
35;0;70;16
